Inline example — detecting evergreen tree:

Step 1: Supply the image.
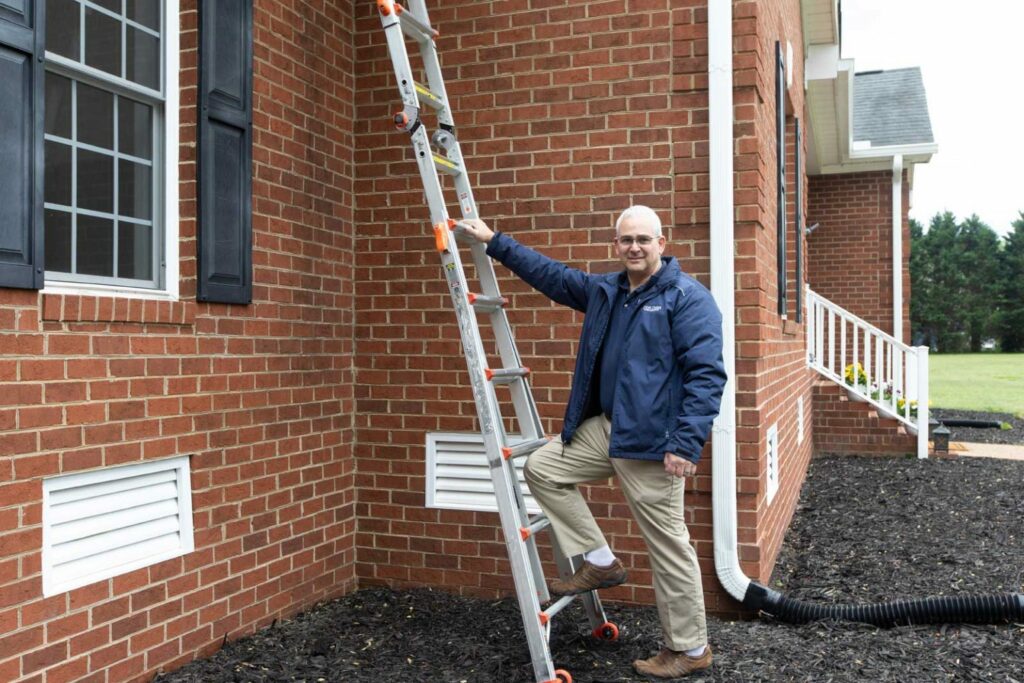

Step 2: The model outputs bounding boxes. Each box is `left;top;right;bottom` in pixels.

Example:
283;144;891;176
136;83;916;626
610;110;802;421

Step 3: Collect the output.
957;215;1003;351
997;213;1024;352
917;212;969;351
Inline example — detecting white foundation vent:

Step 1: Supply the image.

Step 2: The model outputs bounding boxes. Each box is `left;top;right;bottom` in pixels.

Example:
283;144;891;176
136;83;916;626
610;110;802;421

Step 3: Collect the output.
42;456;194;596
766;423;779;504
797;395;805;445
425;433;540;514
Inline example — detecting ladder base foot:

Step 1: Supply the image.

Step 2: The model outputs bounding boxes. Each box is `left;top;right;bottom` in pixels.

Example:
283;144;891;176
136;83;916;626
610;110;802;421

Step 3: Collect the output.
592;621;619;641
544;669;572;683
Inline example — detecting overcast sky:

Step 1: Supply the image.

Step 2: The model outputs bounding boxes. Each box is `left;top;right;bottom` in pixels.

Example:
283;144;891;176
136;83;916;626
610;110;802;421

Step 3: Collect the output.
841;0;1024;236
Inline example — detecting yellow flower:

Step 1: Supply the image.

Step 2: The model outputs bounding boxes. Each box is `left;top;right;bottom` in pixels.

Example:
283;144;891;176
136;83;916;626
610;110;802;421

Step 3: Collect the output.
844;363;867;387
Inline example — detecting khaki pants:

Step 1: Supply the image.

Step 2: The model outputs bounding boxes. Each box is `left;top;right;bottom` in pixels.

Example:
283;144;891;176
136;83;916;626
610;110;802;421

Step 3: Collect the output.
523;415;708;650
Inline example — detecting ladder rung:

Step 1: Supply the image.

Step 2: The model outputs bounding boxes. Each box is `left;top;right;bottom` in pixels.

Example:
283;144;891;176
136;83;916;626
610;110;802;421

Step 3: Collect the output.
519;514;550;540
539;595;575;625
414;82;445;110
393;3;439;41
467;292;507;312
485;367;530;384
433;154;462;176
501;437;551;461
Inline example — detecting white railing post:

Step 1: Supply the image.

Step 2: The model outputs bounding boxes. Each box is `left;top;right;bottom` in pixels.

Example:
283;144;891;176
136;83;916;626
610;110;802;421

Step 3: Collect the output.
916;346;929;459
806;288;815;365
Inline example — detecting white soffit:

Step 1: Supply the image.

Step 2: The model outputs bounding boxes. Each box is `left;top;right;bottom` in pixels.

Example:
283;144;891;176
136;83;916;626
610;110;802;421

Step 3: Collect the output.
806;60;850;174
42;456;195;597
425;433;540;515
801;0;839;47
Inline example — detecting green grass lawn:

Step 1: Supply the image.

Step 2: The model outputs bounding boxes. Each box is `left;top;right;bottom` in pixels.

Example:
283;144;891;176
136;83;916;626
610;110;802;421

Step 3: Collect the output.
929;353;1024;415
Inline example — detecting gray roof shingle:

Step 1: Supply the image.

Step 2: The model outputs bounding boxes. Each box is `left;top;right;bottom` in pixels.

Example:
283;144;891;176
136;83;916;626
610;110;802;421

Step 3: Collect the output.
853;67;934;147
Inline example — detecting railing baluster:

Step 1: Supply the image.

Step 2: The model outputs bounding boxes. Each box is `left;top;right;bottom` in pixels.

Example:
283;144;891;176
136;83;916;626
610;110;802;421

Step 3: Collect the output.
864;332;872;395
827;309;836;376
840;315;847;380
851;324;859;393
875;334;883;403
887;343;895;412
896;350;905;417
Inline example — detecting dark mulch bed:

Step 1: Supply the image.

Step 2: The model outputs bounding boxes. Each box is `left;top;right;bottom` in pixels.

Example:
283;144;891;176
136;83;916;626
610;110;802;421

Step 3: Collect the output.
931;408;1024;445
158;456;1024;683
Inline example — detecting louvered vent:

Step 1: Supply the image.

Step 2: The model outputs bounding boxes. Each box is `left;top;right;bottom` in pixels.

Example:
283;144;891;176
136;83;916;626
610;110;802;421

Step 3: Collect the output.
42;456;194;596
425;433;540;514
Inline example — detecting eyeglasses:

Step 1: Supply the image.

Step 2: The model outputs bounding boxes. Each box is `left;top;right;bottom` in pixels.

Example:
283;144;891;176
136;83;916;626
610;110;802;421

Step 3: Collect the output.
614;235;658;247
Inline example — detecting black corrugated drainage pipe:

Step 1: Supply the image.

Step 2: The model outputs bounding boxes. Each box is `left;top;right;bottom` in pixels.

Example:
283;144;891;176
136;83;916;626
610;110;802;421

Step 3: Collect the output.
742;582;1024;626
939;418;1004;429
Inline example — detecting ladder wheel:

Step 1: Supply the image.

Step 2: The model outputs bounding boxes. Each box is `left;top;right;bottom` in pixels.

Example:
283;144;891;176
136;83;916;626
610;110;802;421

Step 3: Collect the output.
554;669;573;683
593;621;619;641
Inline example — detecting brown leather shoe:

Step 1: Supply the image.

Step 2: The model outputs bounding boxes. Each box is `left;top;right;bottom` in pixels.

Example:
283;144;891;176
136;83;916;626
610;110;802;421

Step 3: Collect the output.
633;644;713;678
548;559;627;596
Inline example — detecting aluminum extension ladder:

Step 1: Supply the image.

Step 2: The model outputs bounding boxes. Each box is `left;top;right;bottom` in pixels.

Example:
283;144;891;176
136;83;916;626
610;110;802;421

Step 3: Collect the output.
375;2;619;681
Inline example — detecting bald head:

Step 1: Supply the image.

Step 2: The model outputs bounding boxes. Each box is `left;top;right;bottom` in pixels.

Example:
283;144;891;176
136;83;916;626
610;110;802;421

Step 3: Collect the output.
615;205;663;238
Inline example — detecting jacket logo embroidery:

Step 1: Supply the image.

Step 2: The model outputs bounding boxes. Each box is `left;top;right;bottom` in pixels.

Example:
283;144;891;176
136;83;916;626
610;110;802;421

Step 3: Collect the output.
642;304;662;312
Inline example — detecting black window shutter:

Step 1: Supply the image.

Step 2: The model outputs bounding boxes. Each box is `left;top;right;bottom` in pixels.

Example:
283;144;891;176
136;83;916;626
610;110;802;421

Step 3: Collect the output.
198;0;253;304
794;117;803;323
775;41;787;317
0;0;44;289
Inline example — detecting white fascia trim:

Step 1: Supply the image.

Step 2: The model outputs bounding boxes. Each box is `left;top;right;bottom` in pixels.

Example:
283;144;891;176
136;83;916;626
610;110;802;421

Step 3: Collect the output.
849;142;938;160
816;154;933;175
708;0;749;602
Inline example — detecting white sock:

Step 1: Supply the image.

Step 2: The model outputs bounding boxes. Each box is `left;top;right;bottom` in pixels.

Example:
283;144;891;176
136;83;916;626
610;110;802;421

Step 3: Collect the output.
684;645;707;657
584;545;616;567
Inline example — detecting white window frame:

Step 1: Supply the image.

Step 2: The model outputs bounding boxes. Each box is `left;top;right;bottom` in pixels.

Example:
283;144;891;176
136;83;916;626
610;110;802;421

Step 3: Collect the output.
41;0;179;301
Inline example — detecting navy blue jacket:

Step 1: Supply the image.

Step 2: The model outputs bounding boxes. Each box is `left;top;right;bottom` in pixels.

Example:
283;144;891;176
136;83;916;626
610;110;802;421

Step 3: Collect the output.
486;232;727;464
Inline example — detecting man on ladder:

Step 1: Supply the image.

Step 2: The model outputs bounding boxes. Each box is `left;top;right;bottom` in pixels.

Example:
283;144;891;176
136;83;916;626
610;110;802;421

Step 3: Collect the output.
459;206;727;679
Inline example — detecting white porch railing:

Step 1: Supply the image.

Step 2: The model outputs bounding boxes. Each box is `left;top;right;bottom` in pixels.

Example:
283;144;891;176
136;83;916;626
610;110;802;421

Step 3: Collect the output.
806;286;930;459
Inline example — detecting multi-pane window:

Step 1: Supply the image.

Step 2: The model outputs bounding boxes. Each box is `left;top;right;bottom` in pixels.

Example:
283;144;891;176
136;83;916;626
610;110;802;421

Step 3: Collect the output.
44;0;163;288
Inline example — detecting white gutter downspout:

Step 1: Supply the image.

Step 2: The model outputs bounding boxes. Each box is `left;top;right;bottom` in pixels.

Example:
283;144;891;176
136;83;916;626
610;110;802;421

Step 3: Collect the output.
708;0;750;602
892;154;904;343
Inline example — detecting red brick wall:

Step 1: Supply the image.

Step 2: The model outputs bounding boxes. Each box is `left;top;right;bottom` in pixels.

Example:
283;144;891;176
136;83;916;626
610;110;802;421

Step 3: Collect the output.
353;0;699;608
730;0;816;592
353;0;816;618
1;0;867;679
805;170;915;456
0;2;358;682
812;382;917;456
806;170;912;341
